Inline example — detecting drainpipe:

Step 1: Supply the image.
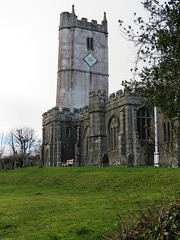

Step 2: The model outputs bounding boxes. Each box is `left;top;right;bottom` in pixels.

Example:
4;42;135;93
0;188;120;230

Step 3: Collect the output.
154;106;160;167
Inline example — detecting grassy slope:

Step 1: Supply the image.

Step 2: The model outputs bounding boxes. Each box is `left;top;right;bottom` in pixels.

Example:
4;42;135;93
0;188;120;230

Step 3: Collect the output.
0;166;179;240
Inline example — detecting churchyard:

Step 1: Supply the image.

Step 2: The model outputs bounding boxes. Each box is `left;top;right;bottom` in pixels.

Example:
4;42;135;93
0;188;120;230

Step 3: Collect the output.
0;166;179;239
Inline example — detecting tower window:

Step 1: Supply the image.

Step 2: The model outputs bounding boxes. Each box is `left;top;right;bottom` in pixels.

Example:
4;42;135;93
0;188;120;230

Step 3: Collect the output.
87;37;94;50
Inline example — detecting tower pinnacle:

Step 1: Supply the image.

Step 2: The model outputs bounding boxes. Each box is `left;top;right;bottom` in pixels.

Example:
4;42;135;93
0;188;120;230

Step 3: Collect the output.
102;12;108;33
103;12;107;21
72;5;75;14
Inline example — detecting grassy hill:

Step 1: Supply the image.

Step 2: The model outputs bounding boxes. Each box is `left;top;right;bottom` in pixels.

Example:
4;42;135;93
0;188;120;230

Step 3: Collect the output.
0;166;179;239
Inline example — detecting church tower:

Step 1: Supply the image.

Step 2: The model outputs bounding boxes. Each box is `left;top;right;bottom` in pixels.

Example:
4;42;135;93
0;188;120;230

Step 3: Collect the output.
56;5;109;111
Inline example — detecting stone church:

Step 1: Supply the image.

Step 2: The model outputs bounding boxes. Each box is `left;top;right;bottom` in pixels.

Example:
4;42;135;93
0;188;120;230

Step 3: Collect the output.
41;6;179;168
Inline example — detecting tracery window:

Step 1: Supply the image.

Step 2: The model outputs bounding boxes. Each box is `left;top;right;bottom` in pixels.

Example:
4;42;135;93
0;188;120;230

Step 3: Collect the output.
108;116;119;151
83;126;89;156
163;121;172;142
137;108;151;140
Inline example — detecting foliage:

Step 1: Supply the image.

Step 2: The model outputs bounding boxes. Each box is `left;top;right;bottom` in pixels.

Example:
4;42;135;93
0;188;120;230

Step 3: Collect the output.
119;0;180;122
0;166;179;239
105;197;180;239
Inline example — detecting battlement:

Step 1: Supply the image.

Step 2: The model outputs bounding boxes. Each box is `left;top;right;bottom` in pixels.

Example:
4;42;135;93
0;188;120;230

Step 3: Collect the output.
83;105;89;113
88;89;130;109
43;106;59;118
107;89;125;101
59;5;108;34
42;105;80;125
105;89;142;112
89;89;107;98
43;89;137;123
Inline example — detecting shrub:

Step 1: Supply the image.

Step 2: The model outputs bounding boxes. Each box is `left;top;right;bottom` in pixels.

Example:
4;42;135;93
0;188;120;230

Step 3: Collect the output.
104;197;180;240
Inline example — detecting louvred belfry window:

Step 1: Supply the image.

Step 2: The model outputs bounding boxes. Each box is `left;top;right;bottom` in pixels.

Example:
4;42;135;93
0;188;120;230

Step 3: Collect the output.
87;37;94;50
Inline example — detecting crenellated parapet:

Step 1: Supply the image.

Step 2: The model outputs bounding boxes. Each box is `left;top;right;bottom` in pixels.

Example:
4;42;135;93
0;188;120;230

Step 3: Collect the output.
105;89;142;112
59;5;108;34
43;89;142;126
78;89;141;117
89;89;107;97
42;106;79;126
79;106;89;121
42;107;60;125
108;89;125;101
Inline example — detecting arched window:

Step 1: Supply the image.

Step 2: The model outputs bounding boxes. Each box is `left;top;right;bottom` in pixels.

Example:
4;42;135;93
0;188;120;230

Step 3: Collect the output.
137;108;151;140
83;126;89;156
108;116;119;151
163;120;172;142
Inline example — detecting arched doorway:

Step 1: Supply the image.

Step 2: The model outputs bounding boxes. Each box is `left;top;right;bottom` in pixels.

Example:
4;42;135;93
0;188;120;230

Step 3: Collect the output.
102;154;109;167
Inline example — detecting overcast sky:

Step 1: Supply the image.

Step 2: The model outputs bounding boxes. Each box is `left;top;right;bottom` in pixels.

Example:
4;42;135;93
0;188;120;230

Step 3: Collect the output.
0;0;163;138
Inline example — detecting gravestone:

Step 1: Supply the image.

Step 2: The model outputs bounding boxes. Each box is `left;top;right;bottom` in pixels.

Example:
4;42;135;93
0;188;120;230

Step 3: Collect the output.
120;156;127;166
127;153;134;167
4;165;11;170
38;159;44;168
16;162;21;169
139;147;146;166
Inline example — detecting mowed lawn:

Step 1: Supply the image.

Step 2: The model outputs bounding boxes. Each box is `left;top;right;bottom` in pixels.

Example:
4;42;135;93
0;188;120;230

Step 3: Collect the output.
0;166;179;240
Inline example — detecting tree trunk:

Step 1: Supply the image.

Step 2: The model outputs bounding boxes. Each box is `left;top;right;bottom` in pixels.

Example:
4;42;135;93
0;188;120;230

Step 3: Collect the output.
177;125;180;168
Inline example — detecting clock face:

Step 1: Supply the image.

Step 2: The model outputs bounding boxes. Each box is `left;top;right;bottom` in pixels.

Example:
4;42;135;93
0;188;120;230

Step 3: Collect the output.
83;52;98;68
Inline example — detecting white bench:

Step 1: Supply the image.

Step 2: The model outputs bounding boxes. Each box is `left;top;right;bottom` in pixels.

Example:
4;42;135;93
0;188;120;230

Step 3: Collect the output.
62;159;74;167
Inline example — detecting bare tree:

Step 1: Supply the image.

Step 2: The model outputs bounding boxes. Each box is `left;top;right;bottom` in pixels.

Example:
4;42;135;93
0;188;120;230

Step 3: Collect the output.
6;127;41;168
6;131;16;155
0;133;5;159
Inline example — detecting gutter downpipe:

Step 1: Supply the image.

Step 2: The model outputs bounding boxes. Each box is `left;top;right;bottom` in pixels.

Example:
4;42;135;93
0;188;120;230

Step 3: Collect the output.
154;106;160;167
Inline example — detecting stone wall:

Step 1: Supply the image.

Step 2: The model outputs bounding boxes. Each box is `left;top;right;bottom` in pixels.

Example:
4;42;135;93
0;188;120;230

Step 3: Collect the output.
56;7;108;111
41;90;178;168
42;107;80;167
157;110;178;167
78;90;155;167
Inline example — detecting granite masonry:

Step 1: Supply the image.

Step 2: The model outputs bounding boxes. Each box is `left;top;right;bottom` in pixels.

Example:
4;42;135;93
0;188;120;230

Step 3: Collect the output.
41;6;179;168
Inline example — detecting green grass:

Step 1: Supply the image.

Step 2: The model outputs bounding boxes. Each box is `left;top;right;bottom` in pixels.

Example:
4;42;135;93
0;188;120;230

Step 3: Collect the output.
0;166;179;239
